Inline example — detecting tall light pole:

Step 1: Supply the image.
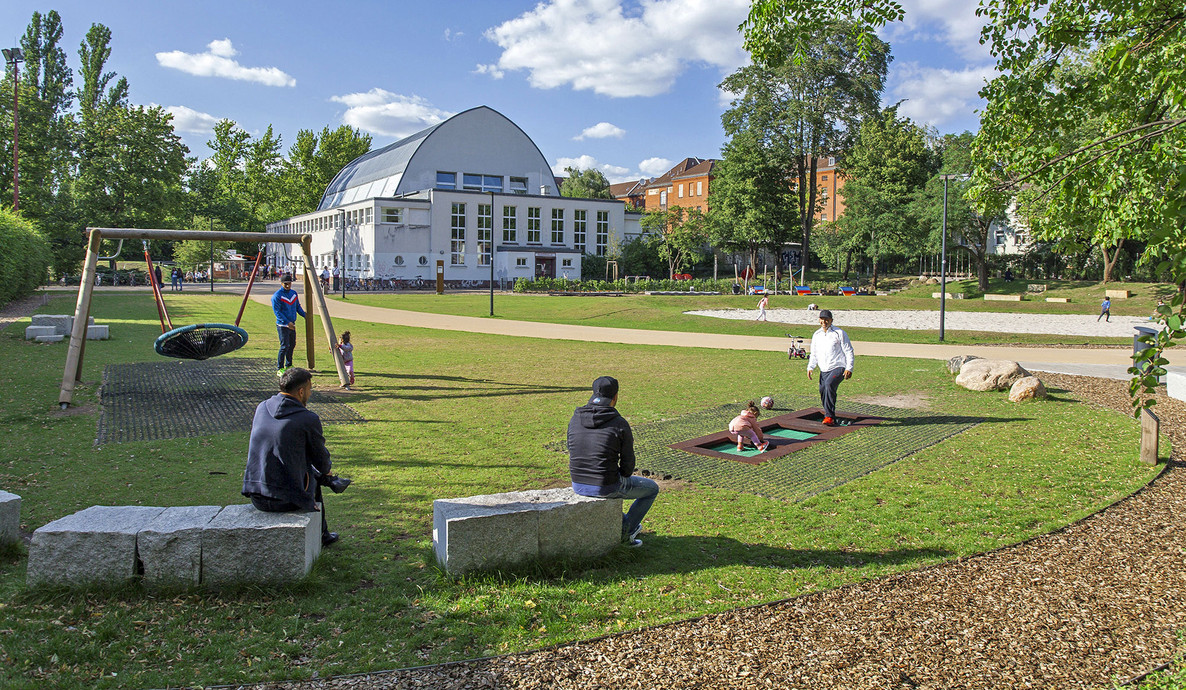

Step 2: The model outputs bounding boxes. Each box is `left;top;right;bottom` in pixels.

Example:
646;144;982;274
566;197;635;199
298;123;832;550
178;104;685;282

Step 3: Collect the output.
3;47;24;211
489;190;495;316
938;173;967;342
339;209;346;299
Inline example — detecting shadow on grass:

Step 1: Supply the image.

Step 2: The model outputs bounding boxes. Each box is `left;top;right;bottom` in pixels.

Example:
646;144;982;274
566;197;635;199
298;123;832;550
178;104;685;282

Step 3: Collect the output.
339;373;586;403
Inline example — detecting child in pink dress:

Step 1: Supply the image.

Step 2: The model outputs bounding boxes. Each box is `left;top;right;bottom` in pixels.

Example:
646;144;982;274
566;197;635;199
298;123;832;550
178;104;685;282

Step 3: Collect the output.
335;331;355;388
729;401;769;452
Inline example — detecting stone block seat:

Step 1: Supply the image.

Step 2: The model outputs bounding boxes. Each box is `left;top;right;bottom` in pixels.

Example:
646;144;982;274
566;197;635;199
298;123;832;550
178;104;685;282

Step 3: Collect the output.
0;490;20;545
433;488;623;576
27;504;322;588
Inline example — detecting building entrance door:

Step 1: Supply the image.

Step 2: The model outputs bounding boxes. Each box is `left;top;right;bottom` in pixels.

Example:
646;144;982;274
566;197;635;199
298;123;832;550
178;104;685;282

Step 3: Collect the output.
535;257;555;279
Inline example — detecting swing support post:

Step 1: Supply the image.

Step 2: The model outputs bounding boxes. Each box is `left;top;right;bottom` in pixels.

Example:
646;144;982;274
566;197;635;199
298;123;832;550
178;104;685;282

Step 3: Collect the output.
301;235;349;386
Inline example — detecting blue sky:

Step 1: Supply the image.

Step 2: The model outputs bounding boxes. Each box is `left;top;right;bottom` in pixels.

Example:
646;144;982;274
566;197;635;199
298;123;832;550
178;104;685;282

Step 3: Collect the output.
1;0;993;184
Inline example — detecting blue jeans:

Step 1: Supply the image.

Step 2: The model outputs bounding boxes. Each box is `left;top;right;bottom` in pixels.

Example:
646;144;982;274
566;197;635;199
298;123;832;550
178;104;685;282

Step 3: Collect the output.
277;325;296;369
603;475;659;537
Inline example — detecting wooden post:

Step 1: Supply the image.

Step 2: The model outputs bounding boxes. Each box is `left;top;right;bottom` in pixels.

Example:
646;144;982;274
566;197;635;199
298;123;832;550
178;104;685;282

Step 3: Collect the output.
301;236;348;386
1140;408;1159;466
300;238;316;370
58;229;103;407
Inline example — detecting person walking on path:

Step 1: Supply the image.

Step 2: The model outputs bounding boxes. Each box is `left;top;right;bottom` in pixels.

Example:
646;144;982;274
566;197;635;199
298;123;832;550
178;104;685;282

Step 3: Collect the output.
242;367;351;547
807;309;855;426
272;274;306;375
756;294;769;322
567;376;660;547
1098;296;1111;322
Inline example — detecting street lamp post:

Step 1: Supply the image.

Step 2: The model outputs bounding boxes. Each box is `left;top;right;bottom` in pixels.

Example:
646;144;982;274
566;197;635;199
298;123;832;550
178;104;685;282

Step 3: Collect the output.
489;190;495;316
339;209;346;299
3;47;24;211
938;173;967;342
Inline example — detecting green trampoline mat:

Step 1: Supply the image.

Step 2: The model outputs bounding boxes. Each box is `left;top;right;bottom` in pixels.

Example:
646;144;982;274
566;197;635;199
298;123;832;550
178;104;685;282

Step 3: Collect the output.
710;428;818;457
767;428;818;440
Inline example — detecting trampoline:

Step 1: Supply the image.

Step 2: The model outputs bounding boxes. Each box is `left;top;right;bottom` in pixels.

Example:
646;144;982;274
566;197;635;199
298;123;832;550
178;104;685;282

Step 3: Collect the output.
670;408;884;465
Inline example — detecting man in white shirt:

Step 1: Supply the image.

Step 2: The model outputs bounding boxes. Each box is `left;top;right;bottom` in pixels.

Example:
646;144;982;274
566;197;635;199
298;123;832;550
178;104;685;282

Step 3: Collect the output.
806;309;855;426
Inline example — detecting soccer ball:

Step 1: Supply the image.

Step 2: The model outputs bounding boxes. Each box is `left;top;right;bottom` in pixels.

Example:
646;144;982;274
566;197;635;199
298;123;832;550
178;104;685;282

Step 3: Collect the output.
760;396;774;410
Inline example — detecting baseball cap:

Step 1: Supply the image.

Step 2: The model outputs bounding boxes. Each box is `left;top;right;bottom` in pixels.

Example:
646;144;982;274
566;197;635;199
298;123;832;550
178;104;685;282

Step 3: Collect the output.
818;309;833;320
590;376;619;404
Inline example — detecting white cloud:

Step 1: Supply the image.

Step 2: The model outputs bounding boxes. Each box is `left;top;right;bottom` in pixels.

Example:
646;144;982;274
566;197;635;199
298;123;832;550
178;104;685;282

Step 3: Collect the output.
157;104;220;134
574;122;625;140
474;63;505;79
890;62;994;130
330;90;453;138
886;0;993;61
553;155;633;183
444;28;464;41
156;39;296;87
638;157;674;177
485;0;749;97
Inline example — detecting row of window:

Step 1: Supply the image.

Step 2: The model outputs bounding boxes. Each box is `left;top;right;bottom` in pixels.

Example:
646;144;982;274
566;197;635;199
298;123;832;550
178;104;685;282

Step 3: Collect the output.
275;208;374;235
311;254;370;270
448;203;611;266
676;180;705;198
436;172;530;194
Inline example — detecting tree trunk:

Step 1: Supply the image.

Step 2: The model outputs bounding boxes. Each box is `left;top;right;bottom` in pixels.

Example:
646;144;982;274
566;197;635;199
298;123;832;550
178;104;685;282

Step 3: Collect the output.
977;249;989;292
1100;240;1124;284
871;255;879;290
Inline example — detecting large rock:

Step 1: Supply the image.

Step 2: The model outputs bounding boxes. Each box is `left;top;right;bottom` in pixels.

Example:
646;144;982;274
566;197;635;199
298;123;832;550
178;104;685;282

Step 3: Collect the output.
947;354;981;375
956;359;1031;392
138;505;221;586
433;489;622;576
1009;376;1048;402
0;490;20;544
201;504;321;585
27;506;165;587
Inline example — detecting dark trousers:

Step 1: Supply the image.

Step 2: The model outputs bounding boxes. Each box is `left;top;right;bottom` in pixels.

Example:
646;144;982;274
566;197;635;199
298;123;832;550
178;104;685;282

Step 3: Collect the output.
277;325;296;369
250;484;329;538
818;367;845;418
332;276;340;291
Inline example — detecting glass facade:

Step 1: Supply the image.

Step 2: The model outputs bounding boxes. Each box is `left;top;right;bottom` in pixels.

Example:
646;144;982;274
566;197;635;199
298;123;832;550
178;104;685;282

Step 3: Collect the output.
573;209;587;253
527;207;541;244
551;208;564;244
502;206;517;242
596;211;609;256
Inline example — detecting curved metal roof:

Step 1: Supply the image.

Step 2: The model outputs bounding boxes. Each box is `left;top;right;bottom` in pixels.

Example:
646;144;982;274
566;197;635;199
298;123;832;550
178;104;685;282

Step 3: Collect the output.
317;123;441;210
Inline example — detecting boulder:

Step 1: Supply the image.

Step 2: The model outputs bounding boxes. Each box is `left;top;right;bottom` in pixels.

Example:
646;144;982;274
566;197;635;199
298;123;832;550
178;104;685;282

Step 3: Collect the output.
947;354;981;375
956;359;1031;392
1009;376;1048;402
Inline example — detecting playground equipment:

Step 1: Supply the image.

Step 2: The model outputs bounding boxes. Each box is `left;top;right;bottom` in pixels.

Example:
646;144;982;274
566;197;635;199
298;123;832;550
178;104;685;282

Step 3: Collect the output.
58;228;348;409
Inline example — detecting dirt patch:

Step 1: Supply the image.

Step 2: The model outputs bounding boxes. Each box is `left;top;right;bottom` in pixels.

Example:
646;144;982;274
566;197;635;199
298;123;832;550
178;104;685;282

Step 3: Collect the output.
0;291;51;332
49;403;98;418
849;391;933;410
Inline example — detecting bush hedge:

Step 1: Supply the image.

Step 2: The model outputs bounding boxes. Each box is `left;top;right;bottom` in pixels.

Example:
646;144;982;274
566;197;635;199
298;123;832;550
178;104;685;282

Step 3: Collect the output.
0;209;51;306
512;276;858;295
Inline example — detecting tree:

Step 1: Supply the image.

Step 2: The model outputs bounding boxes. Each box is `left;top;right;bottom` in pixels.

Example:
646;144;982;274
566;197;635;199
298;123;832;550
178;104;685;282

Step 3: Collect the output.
708;129;797;272
77;23;127;118
836;106;937;288
720;20;888;274
641;206;708;277
278;125;372;216
560;167;613;199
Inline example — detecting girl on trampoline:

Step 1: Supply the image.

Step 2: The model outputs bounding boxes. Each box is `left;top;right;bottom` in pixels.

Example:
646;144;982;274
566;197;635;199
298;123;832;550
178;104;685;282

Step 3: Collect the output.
335;331;355;388
729;401;770;452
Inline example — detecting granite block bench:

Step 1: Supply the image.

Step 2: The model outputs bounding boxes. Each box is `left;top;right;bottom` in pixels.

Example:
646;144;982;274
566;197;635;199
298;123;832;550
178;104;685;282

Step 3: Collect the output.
0;490;20;545
27;504;321;588
433;488;622;576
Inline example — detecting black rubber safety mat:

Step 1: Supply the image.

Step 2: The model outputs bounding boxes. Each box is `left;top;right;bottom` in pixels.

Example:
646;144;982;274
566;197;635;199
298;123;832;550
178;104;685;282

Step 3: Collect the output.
97;358;363;445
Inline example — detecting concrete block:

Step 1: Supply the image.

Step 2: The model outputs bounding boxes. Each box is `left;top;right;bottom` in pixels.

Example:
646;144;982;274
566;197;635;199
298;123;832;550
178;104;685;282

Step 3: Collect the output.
27;506;165;587
35;335;65;343
86;325;110;340
433;489;622;575
201;504;321;585
984;293;1023;301
24;325;55;340
137;505;221;586
0;490;20;545
1045;297;1071;303
1167;368;1186;403
1105;289;1131;299
31;314;93;336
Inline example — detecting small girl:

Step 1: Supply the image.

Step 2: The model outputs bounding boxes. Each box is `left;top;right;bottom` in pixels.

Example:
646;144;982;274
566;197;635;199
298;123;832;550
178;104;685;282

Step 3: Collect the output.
729;401;769;452
335;331;355;388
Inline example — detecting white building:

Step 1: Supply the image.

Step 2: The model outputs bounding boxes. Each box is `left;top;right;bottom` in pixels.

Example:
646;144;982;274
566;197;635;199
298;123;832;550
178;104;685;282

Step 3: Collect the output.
265;106;640;285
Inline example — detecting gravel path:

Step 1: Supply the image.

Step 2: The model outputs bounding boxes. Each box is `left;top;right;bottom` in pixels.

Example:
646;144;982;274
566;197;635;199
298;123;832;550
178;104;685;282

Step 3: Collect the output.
235;375;1185;690
690;308;1154;337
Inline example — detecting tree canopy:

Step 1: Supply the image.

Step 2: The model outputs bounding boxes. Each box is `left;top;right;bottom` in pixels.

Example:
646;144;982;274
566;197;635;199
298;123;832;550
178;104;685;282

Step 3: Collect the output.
560;167;613;199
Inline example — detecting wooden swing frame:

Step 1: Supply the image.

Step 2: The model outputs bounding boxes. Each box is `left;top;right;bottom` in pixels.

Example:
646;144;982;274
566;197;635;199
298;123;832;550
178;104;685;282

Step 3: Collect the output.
58;227;348;408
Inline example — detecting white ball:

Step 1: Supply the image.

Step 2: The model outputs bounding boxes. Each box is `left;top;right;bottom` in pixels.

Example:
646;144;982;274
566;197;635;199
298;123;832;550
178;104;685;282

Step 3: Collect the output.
760;396;774;409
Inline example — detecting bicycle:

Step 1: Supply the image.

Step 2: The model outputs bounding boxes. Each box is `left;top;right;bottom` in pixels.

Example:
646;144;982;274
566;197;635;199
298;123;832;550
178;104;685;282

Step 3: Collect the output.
786;334;808;360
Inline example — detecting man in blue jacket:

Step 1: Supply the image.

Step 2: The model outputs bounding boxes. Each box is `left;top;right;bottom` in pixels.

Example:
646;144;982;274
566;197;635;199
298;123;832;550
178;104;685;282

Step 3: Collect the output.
567;376;659;547
272;274;306;375
242;368;350;546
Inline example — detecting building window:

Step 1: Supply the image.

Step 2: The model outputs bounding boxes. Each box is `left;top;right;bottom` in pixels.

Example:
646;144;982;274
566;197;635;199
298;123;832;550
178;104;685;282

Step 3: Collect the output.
510;177;528;194
502;206;517;242
595;211;609;256
995;231;1007;245
573;209;587;253
463;174;503;193
659;190;667;206
828;156;835;166
527;207;541;243
450;202;466;265
382;207;403;223
821;174;829;181
678;183;684;198
516;257;527;267
562;258;573;268
697;180;703;196
478;203;492;267
821;212;828;222
551;208;564;244
365;208;373;224
437;172;457;189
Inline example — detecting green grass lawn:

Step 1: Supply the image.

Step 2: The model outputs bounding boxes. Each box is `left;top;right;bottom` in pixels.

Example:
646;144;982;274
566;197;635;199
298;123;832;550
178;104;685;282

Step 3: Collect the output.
0;290;1165;688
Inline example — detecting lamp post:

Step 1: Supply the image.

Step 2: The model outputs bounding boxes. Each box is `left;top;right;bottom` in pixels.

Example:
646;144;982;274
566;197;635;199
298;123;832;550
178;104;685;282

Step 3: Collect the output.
489;190;495;316
938;173;967;341
338;209;346;299
3;47;23;211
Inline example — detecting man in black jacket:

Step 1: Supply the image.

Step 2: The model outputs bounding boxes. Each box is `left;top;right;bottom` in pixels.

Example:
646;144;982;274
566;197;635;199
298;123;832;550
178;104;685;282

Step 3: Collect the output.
567;376;659;547
242;368;350;546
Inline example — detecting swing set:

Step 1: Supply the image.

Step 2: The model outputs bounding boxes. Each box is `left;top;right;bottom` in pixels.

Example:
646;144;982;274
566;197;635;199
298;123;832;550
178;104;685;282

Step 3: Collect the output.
59;227;348;409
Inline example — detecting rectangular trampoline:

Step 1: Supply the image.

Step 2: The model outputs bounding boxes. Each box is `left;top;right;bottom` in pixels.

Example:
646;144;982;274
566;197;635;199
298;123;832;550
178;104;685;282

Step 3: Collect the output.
669;408;883;465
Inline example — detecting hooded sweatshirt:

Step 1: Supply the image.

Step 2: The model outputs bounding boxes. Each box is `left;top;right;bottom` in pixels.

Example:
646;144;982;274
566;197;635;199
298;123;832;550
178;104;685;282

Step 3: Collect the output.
272;286;306;326
242;393;332;510
567;399;636;490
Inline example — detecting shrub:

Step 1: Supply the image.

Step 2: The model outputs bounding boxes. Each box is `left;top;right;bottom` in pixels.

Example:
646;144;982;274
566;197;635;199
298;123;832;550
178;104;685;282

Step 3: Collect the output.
0;209;52;306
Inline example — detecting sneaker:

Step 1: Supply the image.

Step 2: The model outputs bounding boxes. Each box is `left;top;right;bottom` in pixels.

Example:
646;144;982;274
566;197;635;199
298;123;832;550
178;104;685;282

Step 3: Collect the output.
737;442;745;452
622;523;643;544
625;537;643;547
757;442;770;452
321;532;339;546
326;475;352;494
276;368;286;377
822;416;836;426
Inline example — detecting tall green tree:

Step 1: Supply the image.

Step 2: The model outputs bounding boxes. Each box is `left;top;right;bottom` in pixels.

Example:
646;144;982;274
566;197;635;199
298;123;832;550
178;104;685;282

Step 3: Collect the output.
836;106;936;288
278;125;372;216
719;20;888;273
709;129;798;272
641;206;708;277
560;167;613;199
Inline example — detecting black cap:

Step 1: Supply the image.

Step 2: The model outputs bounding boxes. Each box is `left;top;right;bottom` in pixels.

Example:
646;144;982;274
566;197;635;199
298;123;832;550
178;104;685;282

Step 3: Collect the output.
818;309;833;320
590;376;619;404
282;274;293;283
